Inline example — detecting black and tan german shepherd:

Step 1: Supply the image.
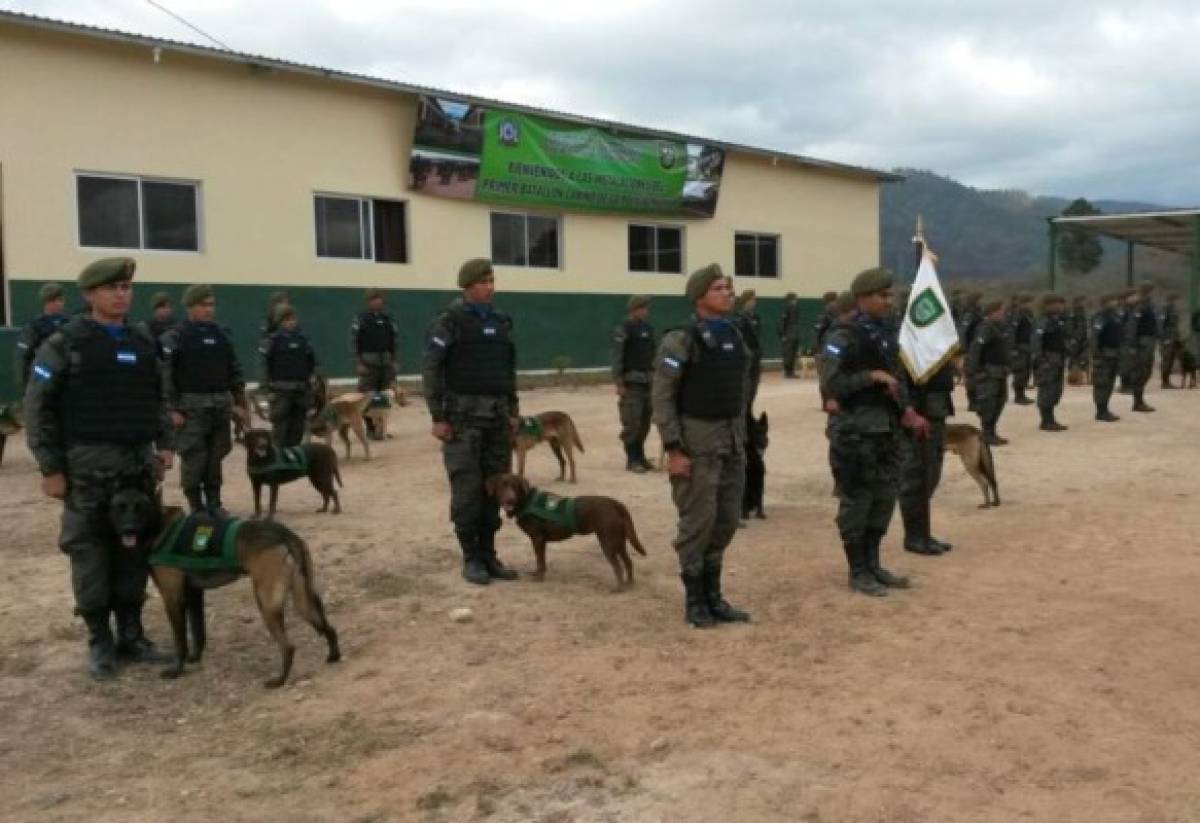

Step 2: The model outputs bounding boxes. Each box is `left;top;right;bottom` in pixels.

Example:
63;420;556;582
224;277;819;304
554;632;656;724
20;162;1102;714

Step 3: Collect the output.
742;411;769;521
106;478;340;687
944;423;1000;507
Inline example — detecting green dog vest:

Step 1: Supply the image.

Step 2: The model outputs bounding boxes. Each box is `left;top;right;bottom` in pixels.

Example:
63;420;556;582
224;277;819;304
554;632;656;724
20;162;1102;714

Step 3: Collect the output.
518;488;578;532
248;445;308;476
148;514;243;572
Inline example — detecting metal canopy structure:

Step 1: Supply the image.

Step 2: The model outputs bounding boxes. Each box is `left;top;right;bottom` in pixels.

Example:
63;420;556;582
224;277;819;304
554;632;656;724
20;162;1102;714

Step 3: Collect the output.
1047;209;1200;312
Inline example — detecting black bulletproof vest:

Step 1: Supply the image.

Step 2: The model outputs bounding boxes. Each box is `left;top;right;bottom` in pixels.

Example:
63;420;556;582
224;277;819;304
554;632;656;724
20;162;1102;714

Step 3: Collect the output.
1136;302;1158;337
268;332;313;382
739;313;762;355
622;320;656;372
1014;312;1033;344
148;317;175;340
444;308;515;395
174;322;234;393
62;324;159;444
963;312;982;345
1040;317;1066;353
356;312;395;354
979;322;1009;366
1095;311;1122;349
926;362;956;392
839;317;895;412
31;314;69;348
678;321;746;420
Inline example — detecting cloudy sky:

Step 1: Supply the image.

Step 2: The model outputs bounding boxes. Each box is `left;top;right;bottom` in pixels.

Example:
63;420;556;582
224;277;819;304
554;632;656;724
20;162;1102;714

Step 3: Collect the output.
6;0;1199;205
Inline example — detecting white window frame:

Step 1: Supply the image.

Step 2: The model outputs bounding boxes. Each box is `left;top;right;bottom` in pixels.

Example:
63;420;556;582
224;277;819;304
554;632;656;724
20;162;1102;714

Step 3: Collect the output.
313;192;409;263
628;222;685;275
75;171;203;254
734;231;781;279
489;210;562;270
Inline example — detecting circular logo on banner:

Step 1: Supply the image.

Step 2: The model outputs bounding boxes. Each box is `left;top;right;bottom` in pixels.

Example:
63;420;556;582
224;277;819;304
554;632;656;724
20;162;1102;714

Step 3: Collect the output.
908;287;947;328
498;119;520;146
659;144;677;169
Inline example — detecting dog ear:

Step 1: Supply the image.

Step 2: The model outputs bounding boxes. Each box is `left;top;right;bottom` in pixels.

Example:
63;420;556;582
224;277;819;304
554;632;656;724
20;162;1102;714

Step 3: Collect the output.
484;475;499;497
517;475;530;497
759;411;768;426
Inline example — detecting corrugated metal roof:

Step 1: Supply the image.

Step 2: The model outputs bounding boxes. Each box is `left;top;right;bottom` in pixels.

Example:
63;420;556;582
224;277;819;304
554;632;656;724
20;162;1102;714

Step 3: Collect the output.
0;8;902;183
1053;209;1200;257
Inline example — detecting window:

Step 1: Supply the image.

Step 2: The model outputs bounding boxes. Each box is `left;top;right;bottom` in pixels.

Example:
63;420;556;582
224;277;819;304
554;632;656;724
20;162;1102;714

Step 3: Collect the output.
734;232;780;278
314;195;408;263
77;174;200;251
490;212;560;268
628;224;683;273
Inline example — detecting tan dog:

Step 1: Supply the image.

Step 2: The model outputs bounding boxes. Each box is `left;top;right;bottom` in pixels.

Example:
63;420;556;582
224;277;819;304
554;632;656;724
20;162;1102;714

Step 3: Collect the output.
362;382;407;441
798;355;818;380
944;423;1000;507
308;392;372;460
106;482;340;688
487;473;646;589
513;411;585;483
0;403;23;468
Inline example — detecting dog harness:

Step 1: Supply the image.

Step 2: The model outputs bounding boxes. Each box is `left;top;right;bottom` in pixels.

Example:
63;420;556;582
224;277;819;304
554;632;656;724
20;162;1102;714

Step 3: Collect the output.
517;416;543;439
518;488;578;532
148;513;243;572
368;392;392;410
247;445;309;476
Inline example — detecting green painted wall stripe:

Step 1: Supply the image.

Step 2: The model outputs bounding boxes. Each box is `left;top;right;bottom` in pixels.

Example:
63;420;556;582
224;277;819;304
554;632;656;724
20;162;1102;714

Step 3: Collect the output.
1;281;822;402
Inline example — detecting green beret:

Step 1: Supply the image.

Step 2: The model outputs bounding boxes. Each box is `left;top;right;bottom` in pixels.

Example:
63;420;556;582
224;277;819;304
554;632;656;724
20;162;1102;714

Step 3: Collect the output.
821;291;838;303
364;287;383;302
983;298;1005;315
182;284;214;307
685;263;725;302
38;282;65;303
833;291;856;315
78;257;136;290
458;258;494;289
274;304;296;323
150;291;171;309
734;290;758;311
785;292;798;302
627;294;651;312
850;266;893;297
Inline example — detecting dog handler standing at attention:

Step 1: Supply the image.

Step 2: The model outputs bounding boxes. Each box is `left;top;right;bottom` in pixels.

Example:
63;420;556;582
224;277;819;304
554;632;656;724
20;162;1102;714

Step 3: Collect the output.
422;258;521;586
24;258;175;680
160;284;248;516
611;294;656;473
652;264;752;628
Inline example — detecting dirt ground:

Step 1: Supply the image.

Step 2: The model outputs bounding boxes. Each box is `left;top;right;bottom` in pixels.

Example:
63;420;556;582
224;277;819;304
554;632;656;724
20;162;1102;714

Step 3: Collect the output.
3;374;1199;823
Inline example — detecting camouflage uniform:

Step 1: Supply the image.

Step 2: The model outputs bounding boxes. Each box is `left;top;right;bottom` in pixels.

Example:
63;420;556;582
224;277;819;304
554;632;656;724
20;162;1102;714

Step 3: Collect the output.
1126;287;1158;411
1008;296;1035;404
1090;297;1122;421
422;259;520;585
160;303;245;513
258;318;316;447
1065;300;1091;376
898;363;955;555
13;283;69;390
777;293;801;377
1159;297;1182;388
968;307;1010;444
351;300;400;393
1032;297;1068;430
611;296;655;471
24;258;174;679
957;293;983;410
734;297;763;410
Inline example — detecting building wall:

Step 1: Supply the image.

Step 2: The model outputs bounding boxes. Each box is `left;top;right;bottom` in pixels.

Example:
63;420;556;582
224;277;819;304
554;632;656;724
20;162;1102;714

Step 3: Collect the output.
0;20;874;398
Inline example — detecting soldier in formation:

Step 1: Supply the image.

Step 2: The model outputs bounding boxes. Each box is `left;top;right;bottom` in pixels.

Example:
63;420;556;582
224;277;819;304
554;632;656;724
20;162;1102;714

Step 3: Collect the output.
14;282;69;389
967;299;1010;445
259;305;317;447
611;295;656;473
1090;292;1123;422
777;292;801;378
1032;293;1069;432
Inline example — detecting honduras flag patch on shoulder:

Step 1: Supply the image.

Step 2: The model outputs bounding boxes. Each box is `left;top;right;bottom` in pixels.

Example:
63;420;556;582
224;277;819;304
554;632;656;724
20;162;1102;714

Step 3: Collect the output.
32;363;53;381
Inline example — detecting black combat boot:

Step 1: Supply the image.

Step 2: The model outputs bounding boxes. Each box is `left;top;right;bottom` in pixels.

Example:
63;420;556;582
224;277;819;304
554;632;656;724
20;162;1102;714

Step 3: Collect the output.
981;422;1008;446
865;530;910;589
844;542;887;596
1013;387;1033;405
622;443;642;473
184;487;205;513
114;602;174;664
81;610;117;681
635;443;655;472
478;529;518;581
203;485;229;519
702;561;750;623
901;508;942;555
1132;391;1156;412
681;572;717;628
456;531;490;586
1039;408;1068;431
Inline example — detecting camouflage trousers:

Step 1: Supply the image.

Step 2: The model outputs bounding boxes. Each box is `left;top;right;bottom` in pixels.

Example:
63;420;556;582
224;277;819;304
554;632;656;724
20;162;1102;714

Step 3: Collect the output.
443;419;511;537
669;450;746;576
175;397;233;493
1093;352;1119;411
58;445;157;616
897;419;947;529
357;359;397;393
1128;339;1156;390
618;383;652;450
1067;345;1090;374
781;337;799;376
830;428;901;544
269;388;310;448
1160;341;1183;382
1011;346;1031;393
973;372;1008;431
1035;353;1066;410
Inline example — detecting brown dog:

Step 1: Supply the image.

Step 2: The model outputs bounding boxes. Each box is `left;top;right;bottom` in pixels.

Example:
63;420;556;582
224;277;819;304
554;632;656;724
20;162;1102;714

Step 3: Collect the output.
106;481;339;687
308;391;372;460
944;423;1000;507
486;473;646;589
0;403;22;468
243;429;342;519
513;411;585;483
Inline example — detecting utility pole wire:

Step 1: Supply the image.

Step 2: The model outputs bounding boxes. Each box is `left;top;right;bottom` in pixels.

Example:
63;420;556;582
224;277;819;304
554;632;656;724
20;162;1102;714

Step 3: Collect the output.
144;0;235;51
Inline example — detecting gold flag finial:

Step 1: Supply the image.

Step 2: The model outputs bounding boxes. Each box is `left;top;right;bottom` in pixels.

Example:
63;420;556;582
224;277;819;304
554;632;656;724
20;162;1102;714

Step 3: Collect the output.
913;214;925;244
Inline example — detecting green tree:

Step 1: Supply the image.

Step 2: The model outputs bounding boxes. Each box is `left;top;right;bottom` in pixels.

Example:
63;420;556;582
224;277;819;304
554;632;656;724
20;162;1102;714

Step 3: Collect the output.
1058;198;1104;275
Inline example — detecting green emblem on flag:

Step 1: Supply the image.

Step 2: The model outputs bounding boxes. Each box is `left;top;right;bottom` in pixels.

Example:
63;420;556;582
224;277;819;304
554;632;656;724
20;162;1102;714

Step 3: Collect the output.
192;525;213;553
908;288;946;328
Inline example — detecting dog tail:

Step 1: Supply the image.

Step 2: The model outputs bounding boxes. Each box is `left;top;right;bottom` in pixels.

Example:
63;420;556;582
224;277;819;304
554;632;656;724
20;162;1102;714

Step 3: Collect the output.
979;434;999;505
569;419;585;453
333;462;343;488
281;527;318;587
620;504;647;556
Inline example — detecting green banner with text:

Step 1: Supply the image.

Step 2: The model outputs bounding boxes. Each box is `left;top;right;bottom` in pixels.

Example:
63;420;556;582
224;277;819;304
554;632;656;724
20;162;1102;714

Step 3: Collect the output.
409;96;724;217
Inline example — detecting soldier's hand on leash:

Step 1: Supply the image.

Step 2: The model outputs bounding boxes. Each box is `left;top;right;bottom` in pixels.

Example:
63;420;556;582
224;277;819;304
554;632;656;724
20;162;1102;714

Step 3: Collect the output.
900;408;930;440
41;473;67;500
870;370;899;397
432;422;453;442
666;450;691;478
823;399;840;415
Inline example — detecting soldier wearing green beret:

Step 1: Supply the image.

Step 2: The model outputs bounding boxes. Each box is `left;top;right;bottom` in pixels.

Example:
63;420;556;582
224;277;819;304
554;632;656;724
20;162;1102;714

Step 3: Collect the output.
422;258;520;586
160;285;247;514
1090;293;1122;422
818;267;926;596
652;263;752;626
776;292;801;378
1123;282;1158;411
258;304;317;447
23;257;175;680
13;281;69;390
1007;292;1035;405
957;291;984;410
351;288;400;439
147;291;176;343
733;289;763;409
611;295;656;473
259;290;291;341
1064;295;1091;382
1159;293;1183;388
967;298;1010;445
1032;293;1069;431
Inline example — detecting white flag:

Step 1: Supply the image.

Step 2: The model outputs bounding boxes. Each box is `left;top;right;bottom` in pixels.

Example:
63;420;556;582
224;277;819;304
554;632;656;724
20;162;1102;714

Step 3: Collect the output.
899;254;959;383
